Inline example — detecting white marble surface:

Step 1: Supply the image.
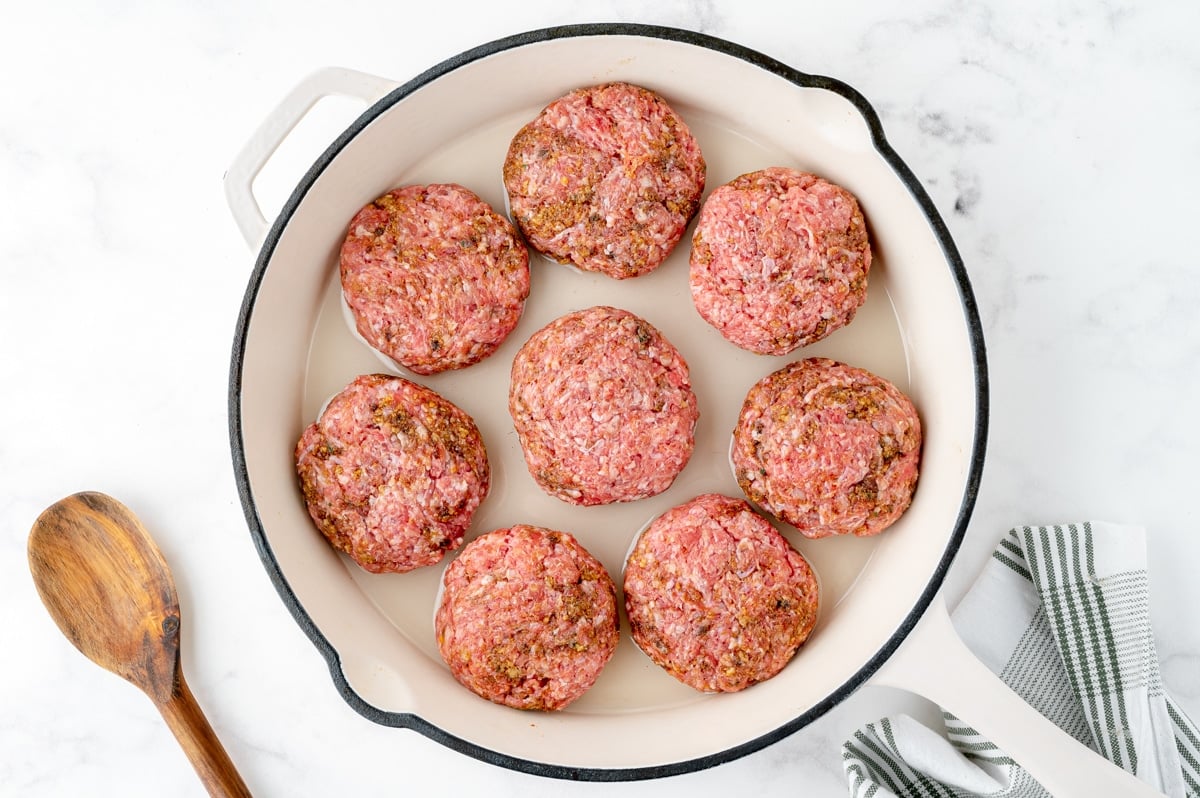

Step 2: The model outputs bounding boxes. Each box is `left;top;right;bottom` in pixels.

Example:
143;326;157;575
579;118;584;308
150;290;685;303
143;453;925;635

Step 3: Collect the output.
4;1;1199;795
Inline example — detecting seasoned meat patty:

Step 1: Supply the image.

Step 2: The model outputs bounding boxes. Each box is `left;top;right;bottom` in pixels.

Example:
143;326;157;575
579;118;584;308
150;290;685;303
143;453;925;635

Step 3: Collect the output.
503;82;706;279
732;358;921;538
508;306;699;505
690;167;871;355
295;373;490;573
624;493;820;693
340;183;530;375
436;524;619;711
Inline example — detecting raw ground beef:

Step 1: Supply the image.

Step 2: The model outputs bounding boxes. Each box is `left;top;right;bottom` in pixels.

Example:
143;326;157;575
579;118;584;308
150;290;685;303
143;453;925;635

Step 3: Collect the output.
435;524;619;711
295;373;490;573
690;167;871;355
503;82;705;279
508;305;698;505
623;493;820;693
731;358;921;538
340;183;530;375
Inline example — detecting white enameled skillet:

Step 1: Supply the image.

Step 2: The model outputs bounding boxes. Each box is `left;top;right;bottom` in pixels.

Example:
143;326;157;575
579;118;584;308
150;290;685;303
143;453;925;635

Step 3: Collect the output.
226;24;1159;795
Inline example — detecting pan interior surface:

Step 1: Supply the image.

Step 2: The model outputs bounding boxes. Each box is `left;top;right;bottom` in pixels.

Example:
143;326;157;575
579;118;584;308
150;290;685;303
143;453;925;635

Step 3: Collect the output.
233;27;983;777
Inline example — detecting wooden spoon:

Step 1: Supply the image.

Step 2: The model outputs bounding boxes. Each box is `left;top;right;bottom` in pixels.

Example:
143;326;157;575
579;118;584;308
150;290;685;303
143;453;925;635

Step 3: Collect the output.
28;491;252;797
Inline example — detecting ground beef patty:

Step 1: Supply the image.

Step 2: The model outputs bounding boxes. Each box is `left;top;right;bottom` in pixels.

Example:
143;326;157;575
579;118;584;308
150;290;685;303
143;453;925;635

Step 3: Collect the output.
624;493;819;693
732;358;921;538
508;306;698;505
690;167;871;355
295;373;490;573
436;525;619;711
503;82;706;279
340;183;530;375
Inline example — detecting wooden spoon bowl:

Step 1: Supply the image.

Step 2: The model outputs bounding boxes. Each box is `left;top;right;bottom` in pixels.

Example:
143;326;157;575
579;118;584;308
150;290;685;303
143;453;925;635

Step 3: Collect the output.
28;491;250;797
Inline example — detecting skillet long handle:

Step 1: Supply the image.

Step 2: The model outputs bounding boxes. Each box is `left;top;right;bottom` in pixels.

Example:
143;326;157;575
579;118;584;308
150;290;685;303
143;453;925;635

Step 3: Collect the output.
223;66;400;248
156;672;253;798
871;594;1166;797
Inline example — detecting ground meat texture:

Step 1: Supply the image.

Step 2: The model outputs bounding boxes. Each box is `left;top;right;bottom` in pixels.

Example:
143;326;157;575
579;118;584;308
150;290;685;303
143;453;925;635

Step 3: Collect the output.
503;83;706;279
294;374;490;573
732;358;921;538
435;525;619;711
340;184;530;375
508;306;699;505
690;167;871;355
623;493;819;693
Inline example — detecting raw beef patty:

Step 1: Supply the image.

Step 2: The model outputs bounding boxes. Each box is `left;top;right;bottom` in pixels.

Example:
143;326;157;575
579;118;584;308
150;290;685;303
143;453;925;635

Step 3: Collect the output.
503;83;705;279
436;524;619;710
624;493;820;693
690;167;871;355
732;358;921;538
508;305;698;505
340;183;530;375
295;373;490;573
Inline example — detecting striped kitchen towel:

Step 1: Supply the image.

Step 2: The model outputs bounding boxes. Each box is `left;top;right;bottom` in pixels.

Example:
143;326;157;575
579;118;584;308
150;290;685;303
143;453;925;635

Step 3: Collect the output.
843;522;1200;797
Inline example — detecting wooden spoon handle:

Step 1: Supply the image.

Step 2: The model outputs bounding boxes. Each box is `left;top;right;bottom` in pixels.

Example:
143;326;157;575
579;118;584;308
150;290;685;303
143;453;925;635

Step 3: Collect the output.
156;673;252;798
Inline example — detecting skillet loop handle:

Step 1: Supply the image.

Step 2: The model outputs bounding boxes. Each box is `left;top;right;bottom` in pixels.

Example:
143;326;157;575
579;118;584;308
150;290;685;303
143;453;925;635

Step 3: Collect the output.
871;595;1166;798
223;67;399;248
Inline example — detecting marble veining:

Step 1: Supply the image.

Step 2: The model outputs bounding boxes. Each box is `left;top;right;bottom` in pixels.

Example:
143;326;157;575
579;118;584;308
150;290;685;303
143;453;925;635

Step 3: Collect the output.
4;1;1199;796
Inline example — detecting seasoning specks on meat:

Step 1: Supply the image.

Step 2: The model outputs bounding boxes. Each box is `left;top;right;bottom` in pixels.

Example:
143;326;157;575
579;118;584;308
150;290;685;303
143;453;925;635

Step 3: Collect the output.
508;306;699;506
503;83;706;279
436;525;619;711
340;183;530;375
732;358;921;538
294;374;490;573
623;493;819;693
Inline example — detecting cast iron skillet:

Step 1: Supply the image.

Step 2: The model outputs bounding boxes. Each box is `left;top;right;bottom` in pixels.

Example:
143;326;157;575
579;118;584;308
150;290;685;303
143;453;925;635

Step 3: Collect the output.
226;23;1137;795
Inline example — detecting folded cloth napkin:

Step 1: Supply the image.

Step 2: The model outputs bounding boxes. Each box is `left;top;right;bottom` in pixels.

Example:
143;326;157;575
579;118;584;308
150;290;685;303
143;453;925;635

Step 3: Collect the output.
843;522;1200;797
